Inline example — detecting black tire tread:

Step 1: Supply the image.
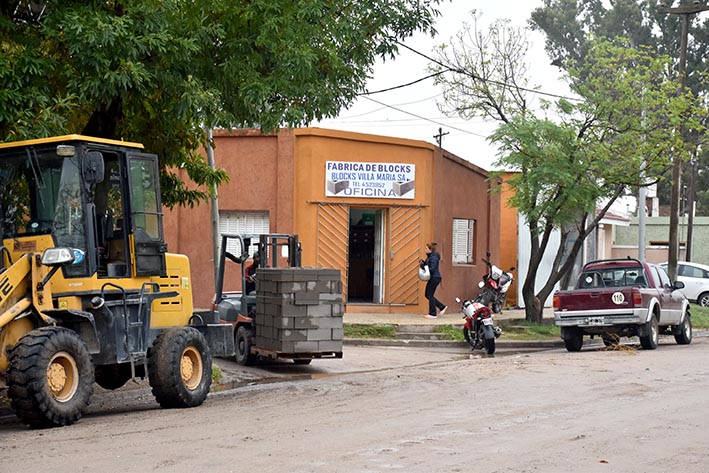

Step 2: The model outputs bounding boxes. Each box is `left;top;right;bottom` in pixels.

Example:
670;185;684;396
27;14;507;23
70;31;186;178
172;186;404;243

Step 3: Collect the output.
639;316;659;350
147;327;212;409
7;326;94;428
235;325;255;366
674;315;692;345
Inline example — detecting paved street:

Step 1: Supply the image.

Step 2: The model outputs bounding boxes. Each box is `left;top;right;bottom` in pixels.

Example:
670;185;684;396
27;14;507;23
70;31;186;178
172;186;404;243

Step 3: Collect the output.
2;337;708;472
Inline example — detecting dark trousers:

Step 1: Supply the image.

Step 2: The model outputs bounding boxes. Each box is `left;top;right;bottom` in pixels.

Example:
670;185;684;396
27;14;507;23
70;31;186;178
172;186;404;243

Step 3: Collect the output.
425;277;445;315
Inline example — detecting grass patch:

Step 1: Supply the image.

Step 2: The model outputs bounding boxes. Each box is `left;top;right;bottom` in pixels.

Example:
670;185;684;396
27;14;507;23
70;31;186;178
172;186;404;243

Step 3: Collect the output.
212;365;223;384
498;319;561;340
345;324;396;339
433;325;465;341
690;305;709;329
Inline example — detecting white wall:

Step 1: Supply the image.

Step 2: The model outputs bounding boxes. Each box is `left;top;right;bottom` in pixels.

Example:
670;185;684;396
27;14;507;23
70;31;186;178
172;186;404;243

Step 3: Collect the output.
516;213;561;308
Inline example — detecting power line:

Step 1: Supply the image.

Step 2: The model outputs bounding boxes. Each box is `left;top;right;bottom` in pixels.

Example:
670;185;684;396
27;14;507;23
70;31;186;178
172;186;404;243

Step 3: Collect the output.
394;40;582;102
360;71;448;95
361;95;489;138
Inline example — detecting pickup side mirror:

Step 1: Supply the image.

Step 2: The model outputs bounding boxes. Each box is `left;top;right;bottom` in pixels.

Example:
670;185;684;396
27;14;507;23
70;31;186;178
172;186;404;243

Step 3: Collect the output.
673;281;685;290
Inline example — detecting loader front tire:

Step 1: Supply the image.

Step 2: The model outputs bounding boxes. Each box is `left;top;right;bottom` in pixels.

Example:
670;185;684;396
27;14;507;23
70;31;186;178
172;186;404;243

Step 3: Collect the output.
147;327;212;408
8;326;94;428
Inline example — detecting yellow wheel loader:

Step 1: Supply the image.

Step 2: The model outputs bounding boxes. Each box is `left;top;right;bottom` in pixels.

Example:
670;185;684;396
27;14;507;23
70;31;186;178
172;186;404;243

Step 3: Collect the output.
0;136;233;428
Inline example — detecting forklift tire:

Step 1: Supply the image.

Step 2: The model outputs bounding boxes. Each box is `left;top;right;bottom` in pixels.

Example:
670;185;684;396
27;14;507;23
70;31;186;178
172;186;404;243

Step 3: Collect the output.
147;327;212;408
94;363;133;390
7;326;94;428
235;325;256;366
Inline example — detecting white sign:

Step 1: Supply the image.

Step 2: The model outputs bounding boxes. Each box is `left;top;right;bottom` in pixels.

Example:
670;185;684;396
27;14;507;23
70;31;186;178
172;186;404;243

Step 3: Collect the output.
325;161;416;199
611;292;625;305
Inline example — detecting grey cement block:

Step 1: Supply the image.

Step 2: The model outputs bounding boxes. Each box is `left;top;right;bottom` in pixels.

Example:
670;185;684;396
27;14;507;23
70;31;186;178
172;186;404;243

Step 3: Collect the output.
318;340;343;352
293;317;318;330
331;328;344;340
306;280;331;293
274;317;295;329
306;329;333;341
280;341;320;352
306;304;333;317
318;293;343;302
279;304;308;317
294;291;320;306
278;329;309;341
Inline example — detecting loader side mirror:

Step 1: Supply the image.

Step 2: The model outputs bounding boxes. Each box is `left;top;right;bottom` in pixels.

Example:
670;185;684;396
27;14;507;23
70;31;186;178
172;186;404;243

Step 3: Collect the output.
82;151;105;186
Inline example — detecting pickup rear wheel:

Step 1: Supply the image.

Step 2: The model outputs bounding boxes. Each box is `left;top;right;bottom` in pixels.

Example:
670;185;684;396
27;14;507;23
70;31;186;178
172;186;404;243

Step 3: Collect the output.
639;315;659;350
563;330;584;352
674;315;692;345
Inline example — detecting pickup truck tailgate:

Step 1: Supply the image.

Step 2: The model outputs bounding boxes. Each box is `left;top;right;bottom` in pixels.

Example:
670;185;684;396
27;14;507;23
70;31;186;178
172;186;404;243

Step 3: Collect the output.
556;289;634;312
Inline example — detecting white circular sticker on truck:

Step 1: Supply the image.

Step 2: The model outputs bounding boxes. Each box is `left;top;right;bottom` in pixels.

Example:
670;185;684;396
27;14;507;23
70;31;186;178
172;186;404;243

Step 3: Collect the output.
612;292;625;305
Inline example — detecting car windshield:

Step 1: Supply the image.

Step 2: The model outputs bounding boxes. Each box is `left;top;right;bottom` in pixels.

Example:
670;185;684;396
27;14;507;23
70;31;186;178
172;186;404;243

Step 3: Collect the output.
576;267;646;289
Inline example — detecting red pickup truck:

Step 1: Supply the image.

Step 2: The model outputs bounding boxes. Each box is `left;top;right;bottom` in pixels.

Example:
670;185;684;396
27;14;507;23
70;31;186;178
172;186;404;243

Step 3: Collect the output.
553;258;692;352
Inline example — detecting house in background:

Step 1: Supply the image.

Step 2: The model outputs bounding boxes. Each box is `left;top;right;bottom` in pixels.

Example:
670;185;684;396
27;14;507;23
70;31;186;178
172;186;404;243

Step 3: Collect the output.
612;216;709;265
163;128;501;315
499;173;634;308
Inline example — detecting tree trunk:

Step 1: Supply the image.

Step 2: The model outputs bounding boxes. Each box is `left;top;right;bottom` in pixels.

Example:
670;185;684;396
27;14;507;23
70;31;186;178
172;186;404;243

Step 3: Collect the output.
523;291;543;323
82;97;122;139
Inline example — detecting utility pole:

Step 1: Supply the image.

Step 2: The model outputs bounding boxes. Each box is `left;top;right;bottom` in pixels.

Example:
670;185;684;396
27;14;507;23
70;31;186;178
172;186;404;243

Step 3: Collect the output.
205;127;220;285
657;1;709;281
433;127;449;148
686;156;697;261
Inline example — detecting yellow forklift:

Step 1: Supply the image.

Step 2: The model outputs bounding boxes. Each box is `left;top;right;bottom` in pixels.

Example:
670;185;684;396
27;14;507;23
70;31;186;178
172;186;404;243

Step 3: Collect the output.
0;135;233;428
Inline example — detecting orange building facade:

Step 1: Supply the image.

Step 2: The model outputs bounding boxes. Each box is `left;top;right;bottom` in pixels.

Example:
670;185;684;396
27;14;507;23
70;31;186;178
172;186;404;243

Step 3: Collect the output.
164;128;500;314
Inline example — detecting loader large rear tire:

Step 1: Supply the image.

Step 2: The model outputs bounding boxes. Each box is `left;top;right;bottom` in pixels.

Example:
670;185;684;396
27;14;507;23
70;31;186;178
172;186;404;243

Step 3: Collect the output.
7;326;94;428
147;327;212;408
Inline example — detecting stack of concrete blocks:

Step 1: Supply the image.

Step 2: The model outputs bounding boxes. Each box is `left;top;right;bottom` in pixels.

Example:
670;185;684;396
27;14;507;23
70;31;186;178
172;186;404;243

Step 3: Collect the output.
254;268;343;354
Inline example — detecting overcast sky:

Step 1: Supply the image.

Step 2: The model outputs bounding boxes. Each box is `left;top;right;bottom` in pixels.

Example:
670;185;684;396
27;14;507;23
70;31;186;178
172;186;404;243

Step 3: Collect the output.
315;0;570;170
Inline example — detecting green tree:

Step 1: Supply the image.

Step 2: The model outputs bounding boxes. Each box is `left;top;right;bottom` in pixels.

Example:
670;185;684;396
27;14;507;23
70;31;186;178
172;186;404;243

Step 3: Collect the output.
0;0;442;207
432;16;700;321
530;0;709;214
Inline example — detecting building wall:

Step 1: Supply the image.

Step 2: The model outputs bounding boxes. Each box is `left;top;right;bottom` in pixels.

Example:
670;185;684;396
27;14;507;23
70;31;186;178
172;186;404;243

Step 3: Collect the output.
498;173;519;307
164;127;499;313
163;129;294;309
613;215;709;264
432;147;500;306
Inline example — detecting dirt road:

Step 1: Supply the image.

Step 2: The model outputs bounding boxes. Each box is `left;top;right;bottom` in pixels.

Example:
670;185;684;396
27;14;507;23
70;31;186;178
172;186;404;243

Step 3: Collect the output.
1;339;708;472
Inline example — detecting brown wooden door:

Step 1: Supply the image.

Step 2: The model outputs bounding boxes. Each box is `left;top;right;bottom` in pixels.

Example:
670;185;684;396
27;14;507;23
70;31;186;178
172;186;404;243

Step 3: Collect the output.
317;204;350;298
389;207;422;305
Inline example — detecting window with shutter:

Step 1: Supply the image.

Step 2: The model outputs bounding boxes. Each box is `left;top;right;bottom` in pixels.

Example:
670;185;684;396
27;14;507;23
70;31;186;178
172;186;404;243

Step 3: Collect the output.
218;211;270;256
452;218;474;264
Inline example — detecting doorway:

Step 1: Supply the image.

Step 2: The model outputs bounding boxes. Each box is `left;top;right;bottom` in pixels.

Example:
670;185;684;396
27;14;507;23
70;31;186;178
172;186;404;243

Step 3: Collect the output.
348;208;384;303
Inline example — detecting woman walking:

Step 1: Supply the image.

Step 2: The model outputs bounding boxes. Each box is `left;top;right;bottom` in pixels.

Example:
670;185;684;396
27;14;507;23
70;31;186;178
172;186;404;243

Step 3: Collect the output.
421;242;447;318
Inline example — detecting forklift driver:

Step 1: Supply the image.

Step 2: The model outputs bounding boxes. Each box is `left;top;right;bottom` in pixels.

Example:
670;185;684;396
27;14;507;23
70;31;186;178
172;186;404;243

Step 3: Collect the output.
245;253;260;294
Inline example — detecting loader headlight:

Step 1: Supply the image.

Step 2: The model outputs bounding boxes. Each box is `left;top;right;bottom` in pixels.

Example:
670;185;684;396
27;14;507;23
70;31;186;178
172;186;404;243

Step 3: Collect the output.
41;248;83;266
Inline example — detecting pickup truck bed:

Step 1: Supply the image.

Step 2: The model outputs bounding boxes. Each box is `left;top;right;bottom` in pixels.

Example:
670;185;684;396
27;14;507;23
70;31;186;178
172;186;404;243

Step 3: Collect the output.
553;259;692;351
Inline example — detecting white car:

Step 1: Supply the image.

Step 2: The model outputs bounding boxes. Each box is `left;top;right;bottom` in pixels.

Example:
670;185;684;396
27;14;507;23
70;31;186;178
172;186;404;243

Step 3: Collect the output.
660;261;709;306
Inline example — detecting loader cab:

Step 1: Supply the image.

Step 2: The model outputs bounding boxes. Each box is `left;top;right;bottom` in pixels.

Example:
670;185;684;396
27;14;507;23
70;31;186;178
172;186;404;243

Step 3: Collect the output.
0;135;167;278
